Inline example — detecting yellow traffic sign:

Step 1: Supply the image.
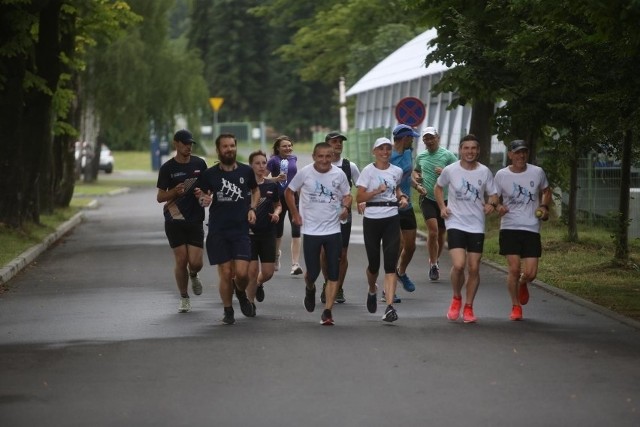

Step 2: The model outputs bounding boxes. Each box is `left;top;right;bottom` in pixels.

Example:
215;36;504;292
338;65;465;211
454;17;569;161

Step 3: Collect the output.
209;97;224;112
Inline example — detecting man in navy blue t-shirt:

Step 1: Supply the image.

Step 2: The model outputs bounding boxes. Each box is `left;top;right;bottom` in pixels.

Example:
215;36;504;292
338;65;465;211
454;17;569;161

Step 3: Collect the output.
196;133;259;325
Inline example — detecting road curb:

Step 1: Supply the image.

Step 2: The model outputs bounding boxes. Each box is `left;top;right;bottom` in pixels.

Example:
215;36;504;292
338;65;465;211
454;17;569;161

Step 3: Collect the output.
482;258;640;331
0;211;85;286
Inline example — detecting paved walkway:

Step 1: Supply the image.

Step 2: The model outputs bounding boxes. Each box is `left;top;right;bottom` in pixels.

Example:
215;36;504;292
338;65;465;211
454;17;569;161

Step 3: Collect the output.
1;153;639;426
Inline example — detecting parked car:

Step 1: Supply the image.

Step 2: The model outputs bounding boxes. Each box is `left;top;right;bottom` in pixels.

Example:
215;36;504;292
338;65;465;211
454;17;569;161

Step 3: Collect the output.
99;144;114;174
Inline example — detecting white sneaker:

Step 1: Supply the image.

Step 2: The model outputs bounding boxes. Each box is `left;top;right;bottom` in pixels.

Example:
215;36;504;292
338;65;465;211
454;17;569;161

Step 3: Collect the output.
275;250;281;271
290;263;303;275
190;273;202;295
178;297;191;313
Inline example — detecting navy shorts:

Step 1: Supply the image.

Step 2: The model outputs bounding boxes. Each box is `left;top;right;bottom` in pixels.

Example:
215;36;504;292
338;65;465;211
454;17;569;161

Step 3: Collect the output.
206;231;251;265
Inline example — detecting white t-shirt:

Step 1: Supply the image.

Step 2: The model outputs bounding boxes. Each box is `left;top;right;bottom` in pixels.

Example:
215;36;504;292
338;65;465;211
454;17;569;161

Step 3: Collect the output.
494;163;549;233
436;161;497;233
287;163;351;235
356;162;403;219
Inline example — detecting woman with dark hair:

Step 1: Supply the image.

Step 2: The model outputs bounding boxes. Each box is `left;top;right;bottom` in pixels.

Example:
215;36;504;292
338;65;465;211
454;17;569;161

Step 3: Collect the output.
266;135;302;275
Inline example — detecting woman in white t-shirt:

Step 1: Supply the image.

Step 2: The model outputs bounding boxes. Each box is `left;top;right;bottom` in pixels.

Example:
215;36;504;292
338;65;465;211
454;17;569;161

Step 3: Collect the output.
356;137;409;323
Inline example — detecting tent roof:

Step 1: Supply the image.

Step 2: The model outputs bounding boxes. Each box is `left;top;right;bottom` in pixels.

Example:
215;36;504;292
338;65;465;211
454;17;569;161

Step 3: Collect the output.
346;28;449;97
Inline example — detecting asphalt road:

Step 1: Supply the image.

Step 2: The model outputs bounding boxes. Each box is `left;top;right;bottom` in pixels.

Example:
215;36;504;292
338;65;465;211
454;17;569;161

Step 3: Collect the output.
1;172;640;426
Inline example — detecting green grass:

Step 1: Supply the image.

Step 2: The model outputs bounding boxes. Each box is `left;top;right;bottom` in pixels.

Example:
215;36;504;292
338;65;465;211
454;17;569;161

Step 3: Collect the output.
0;207;79;266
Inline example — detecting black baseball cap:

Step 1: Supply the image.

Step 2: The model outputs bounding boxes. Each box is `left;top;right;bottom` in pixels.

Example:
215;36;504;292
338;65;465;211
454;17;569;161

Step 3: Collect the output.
174;129;196;144
325;131;347;142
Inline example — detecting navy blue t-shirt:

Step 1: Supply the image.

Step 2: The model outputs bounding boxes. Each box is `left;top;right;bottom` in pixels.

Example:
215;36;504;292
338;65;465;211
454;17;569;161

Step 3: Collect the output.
156;156;207;223
251;180;280;234
200;162;258;234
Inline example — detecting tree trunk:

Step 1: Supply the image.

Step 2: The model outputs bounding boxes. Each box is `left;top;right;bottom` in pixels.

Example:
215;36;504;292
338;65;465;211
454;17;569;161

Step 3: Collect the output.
0;55;27;228
566;133;579;242
614;128;632;262
469;99;494;167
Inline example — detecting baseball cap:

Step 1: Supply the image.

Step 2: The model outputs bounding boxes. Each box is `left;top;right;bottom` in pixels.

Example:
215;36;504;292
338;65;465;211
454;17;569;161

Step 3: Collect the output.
325;131;347;142
392;124;420;138
510;139;528;152
422;126;438;136
174;129;196;144
373;137;392;149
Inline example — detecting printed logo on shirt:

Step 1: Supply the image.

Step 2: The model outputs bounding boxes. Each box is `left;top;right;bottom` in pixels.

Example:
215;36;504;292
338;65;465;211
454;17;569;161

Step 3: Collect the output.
509;182;537;206
455;178;482;203
217;178;245;202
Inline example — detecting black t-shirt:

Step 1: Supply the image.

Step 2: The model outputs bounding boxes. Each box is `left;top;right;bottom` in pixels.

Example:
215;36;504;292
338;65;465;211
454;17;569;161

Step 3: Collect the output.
251;180;280;234
156;156;207;223
200;162;258;234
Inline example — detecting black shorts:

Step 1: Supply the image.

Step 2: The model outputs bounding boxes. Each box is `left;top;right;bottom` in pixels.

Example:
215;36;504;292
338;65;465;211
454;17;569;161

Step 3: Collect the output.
499;229;542;258
398;208;417;231
164;221;204;249
447;228;485;253
420;197;446;229
250;231;277;262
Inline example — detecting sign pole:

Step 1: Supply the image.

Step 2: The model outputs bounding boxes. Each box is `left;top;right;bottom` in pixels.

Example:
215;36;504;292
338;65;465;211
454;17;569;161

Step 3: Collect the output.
209;97;224;140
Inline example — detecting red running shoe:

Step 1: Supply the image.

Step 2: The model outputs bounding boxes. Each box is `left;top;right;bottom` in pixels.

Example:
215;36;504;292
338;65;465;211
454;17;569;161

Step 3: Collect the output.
510;305;523;321
447;297;462;321
463;304;477;323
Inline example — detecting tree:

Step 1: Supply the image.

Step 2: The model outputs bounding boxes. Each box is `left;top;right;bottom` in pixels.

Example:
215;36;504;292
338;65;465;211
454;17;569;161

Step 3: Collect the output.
0;0;138;228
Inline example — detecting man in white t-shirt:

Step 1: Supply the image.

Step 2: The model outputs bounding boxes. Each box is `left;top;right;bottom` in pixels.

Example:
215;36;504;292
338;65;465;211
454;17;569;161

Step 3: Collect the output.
319;131;360;305
435;134;499;324
285;142;352;325
494;139;552;321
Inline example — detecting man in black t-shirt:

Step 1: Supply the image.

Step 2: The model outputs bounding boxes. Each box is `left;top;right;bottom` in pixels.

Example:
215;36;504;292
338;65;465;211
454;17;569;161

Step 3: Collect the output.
157;129;207;314
196;133;260;325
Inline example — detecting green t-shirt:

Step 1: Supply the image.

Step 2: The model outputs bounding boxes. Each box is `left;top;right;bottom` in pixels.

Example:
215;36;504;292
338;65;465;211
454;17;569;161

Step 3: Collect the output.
414;147;458;200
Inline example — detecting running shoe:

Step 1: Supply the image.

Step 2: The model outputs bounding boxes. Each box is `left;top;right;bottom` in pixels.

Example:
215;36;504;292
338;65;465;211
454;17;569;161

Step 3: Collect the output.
274;250;281;271
256;284;265;302
519;280;530;305
291;263;303;275
320;282;327;304
429;264;440;281
447;297;462;321
367;292;377;313
396;269;416;292
178;297;191;313
510;305;523;321
463;304;477;323
222;307;235;325
320;309;334;326
335;287;346;303
190;273;203;295
381;291;401;303
235;287;255;317
304;285;316;312
382;305;398;322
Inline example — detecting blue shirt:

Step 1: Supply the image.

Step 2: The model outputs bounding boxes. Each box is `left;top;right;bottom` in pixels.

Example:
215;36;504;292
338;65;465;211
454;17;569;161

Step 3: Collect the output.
391;148;413;210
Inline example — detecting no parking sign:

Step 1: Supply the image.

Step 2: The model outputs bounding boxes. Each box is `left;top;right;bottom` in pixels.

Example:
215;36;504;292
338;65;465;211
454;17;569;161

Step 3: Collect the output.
395;97;426;127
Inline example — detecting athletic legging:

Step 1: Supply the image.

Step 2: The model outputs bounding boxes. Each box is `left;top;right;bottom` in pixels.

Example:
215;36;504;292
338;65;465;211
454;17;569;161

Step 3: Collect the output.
276;193;301;238
363;215;401;275
303;233;342;283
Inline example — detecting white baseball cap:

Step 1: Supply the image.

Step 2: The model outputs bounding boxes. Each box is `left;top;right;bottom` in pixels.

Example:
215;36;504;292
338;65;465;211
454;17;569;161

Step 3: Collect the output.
373;137;392;149
422;126;438;136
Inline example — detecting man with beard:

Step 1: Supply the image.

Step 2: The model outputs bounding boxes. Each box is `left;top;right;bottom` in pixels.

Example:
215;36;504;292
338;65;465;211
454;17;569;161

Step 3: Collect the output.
196;133;260;325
